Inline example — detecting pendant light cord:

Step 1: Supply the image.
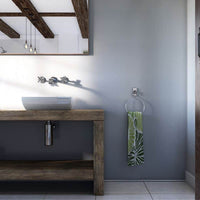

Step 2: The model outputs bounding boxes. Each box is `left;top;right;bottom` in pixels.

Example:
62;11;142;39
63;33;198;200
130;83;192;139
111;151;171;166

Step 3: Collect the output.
25;18;27;42
30;23;32;46
34;27;37;54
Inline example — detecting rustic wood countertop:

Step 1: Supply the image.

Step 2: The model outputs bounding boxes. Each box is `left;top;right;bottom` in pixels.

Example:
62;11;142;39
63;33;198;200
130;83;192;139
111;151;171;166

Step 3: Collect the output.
0;109;104;121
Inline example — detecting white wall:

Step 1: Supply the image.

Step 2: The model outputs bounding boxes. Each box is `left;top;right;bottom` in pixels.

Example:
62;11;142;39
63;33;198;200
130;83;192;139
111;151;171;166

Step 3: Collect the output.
186;0;195;180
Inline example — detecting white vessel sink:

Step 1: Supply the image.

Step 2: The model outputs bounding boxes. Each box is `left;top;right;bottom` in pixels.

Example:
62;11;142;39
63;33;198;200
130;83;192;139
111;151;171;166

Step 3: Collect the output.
22;97;72;110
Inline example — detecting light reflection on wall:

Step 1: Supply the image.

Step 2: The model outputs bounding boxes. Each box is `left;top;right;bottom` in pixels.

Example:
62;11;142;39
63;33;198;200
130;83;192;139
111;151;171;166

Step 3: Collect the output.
0;56;96;110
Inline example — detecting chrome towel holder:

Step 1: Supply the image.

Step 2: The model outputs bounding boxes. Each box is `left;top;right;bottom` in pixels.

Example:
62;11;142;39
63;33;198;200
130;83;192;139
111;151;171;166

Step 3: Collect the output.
125;88;146;113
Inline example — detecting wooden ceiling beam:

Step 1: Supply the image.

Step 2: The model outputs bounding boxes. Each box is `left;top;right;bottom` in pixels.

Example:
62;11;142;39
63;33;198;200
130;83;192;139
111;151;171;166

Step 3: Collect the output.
0;19;20;38
71;0;88;38
40;12;76;17
11;0;54;38
0;12;76;17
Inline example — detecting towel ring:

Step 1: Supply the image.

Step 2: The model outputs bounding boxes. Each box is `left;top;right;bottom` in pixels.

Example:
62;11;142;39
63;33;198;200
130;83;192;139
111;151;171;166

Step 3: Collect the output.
125;88;146;113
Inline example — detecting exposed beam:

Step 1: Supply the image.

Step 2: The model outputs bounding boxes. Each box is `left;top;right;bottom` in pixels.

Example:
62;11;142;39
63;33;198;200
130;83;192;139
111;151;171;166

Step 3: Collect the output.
71;0;88;38
0;12;76;17
0;19;20;38
11;0;54;38
0;13;24;17
40;12;76;17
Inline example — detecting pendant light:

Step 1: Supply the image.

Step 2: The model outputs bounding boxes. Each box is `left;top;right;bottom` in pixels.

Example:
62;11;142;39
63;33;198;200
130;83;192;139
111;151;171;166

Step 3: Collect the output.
24;18;28;49
34;27;37;54
29;23;33;53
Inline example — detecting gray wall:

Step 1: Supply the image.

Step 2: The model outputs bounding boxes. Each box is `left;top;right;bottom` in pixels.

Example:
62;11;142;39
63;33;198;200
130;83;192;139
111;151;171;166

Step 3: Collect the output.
0;0;187;180
186;0;195;177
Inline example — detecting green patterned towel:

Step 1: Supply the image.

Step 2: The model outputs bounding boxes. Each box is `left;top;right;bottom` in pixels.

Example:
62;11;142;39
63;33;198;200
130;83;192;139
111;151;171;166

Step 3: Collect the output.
128;112;144;166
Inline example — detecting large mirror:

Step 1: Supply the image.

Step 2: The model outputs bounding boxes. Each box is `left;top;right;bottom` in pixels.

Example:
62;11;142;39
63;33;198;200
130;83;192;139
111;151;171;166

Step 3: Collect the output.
0;0;89;55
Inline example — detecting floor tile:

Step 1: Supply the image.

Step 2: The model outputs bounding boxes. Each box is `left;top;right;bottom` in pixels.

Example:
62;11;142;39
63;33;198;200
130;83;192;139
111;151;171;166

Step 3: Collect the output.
96;194;152;200
104;182;148;194
0;195;45;200
151;193;195;200
44;194;95;200
145;182;194;194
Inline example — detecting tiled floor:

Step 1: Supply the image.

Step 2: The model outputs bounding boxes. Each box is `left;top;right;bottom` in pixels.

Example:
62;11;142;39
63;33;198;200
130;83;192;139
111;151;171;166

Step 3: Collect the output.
0;182;194;200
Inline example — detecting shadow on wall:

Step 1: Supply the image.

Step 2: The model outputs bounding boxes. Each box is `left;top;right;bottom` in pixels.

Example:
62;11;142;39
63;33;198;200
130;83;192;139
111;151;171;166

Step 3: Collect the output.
37;76;100;95
0;77;101;97
0;120;93;161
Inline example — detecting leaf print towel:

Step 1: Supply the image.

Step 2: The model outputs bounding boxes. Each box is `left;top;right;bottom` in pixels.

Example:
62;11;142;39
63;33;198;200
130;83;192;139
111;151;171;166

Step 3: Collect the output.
128;112;144;166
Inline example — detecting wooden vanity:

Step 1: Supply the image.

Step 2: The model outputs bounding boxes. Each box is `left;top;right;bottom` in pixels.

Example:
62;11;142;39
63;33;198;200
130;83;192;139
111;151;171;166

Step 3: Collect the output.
0;110;104;195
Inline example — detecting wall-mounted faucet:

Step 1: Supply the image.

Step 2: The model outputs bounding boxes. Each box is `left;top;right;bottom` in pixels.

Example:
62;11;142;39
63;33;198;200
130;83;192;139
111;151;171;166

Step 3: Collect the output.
38;76;81;87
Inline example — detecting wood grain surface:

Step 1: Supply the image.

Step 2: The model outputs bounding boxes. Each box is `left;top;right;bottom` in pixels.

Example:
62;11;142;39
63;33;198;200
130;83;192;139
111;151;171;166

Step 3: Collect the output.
0;160;93;181
0;110;104;121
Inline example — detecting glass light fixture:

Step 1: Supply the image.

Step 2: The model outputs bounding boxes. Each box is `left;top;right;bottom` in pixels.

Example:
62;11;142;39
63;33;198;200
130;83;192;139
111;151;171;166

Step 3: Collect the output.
24;18;28;49
29;44;33;53
29;23;33;53
24;42;28;49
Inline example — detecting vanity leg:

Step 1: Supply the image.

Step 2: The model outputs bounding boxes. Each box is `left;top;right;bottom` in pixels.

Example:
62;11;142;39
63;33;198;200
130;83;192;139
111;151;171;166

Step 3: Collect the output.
93;120;104;195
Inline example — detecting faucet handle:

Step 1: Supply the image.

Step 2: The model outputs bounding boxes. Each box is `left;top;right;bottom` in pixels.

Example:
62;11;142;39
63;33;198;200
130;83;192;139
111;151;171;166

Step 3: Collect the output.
38;76;47;83
60;76;69;84
48;77;58;86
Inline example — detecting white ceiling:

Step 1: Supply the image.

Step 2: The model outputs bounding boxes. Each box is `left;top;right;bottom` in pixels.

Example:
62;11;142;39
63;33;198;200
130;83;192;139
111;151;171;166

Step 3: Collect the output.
0;0;75;12
0;0;83;38
0;17;80;36
0;0;21;12
31;0;74;12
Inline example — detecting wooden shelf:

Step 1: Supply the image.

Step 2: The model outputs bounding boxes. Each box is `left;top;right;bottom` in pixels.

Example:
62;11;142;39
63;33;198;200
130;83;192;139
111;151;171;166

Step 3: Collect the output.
0;160;93;181
0;109;104;195
0;110;104;121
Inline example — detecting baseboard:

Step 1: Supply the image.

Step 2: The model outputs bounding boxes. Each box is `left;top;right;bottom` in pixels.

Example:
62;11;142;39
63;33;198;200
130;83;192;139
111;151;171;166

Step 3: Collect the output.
185;170;195;189
105;180;184;182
